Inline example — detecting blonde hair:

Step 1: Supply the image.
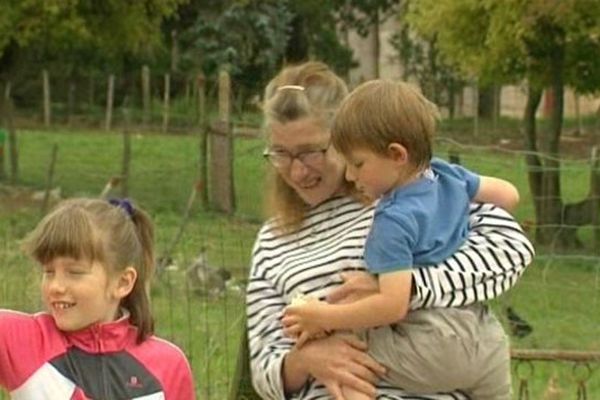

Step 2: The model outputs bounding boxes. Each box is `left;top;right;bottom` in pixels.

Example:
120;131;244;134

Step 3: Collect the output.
262;61;352;230
22;198;155;343
331;79;439;170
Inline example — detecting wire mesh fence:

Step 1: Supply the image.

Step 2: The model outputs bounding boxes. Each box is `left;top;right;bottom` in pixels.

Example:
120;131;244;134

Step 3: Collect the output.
0;126;599;398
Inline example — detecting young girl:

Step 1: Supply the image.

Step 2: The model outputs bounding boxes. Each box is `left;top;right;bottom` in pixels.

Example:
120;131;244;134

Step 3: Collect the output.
0;198;195;399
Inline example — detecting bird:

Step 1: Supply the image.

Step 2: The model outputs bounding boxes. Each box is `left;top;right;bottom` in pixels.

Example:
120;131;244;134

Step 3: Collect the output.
542;375;563;400
506;306;533;338
186;252;231;297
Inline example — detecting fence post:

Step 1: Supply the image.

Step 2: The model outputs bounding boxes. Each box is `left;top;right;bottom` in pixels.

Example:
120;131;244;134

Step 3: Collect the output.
0;128;5;180
4;84;18;184
196;73;209;208
209;67;235;213
121;99;131;197
105;74;115;131
228;321;261;400
40;143;58;216
42;69;51;128
142;65;151;127
162;73;170;134
590;146;600;252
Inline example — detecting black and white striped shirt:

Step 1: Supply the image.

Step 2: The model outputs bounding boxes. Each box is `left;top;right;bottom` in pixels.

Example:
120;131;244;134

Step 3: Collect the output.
247;196;534;400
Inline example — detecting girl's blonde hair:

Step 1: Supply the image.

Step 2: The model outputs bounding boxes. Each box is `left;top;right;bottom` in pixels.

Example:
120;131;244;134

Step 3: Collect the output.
332;79;440;170
262;61;352;230
22;198;155;343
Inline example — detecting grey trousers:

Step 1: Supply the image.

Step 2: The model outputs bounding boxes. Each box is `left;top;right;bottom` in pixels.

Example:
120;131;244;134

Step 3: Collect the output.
364;304;511;399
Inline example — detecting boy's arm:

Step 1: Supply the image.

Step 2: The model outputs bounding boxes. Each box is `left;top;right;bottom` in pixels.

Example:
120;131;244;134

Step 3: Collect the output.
283;270;412;334
474;176;520;212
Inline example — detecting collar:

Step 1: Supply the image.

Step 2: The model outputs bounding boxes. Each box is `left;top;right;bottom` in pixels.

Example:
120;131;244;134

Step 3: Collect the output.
63;309;138;353
378;167;436;209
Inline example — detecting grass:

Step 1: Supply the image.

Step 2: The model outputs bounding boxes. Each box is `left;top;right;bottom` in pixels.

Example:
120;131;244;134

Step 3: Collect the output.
1;124;599;398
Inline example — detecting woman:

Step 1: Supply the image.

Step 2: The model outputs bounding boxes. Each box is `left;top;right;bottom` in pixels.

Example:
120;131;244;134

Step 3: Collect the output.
246;62;534;399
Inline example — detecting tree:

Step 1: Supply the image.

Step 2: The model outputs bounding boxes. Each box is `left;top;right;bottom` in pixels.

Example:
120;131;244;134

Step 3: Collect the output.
0;0;186;111
389;8;465;117
408;0;600;247
177;0;292;105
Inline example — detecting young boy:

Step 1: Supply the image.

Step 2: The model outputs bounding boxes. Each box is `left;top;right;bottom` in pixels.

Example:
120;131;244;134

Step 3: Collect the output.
283;80;521;399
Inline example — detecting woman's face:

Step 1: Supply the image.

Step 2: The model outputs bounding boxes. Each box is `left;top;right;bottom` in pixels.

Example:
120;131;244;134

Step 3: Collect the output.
268;118;346;207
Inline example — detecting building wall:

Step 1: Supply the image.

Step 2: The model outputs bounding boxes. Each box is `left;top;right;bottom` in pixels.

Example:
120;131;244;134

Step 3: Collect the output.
346;17;600;119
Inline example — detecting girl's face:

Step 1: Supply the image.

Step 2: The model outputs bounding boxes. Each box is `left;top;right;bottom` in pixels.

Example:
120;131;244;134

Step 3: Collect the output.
268;118;347;207
41;257;128;332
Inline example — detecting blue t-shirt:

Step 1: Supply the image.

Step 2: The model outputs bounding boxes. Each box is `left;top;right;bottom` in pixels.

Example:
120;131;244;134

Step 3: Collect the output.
364;158;480;274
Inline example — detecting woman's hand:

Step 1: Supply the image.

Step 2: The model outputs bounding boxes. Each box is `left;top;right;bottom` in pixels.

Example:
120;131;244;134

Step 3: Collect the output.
285;333;385;399
327;271;379;304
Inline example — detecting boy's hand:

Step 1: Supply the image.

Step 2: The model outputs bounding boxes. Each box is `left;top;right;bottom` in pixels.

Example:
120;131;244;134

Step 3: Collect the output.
282;297;329;347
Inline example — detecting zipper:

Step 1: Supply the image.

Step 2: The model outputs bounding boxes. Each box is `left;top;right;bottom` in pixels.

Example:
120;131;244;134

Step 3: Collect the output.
92;325;110;400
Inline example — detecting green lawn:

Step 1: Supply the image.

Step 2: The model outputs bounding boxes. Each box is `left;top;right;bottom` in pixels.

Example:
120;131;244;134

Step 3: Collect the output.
1;127;599;398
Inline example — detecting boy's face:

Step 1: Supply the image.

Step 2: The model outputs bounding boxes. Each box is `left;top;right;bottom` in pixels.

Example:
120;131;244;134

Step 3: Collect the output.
343;146;407;199
41;257;123;332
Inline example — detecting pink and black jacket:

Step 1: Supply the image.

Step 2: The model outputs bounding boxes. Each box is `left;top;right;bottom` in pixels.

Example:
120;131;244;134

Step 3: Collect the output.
0;310;195;399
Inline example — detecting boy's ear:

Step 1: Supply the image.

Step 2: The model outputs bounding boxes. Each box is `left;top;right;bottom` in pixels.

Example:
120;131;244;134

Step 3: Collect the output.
387;143;409;164
114;266;137;299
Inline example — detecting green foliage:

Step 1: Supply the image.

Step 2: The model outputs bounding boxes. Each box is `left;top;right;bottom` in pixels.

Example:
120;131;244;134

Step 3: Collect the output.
407;0;600;91
390;7;465;112
0;0;186;77
181;1;292;100
335;0;401;36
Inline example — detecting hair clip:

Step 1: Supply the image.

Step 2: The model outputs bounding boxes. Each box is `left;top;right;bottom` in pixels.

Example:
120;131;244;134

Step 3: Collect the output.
277;85;305;91
108;198;134;218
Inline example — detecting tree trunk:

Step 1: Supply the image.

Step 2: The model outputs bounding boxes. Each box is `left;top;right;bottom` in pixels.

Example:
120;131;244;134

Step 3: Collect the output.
478;85;495;119
543;49;566;247
523;85;544;241
373;11;380;78
531;38;565;246
285;15;309;63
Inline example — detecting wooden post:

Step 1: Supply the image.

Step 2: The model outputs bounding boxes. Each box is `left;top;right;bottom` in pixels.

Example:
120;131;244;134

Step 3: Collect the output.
448;150;461;165
0;128;5;180
228;321;261;400
142;65;151;127
105;74;115;131
0;81;6;181
121;100;131;197
42;69;51;127
40;143;58;216
67;80;76;127
88;72;95;111
5;84;18;184
196;73;209;208
162;73;170;134
590;146;600;252
209;67;235;213
473;79;479;137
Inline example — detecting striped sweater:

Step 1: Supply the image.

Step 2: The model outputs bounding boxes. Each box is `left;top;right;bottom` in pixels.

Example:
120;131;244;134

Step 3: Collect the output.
247;196;534;400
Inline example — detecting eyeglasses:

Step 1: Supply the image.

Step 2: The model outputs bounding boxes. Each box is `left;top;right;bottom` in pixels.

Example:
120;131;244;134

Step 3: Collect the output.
263;144;330;170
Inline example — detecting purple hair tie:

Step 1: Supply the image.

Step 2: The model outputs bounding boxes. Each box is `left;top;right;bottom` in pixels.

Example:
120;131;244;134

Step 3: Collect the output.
109;198;134;218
